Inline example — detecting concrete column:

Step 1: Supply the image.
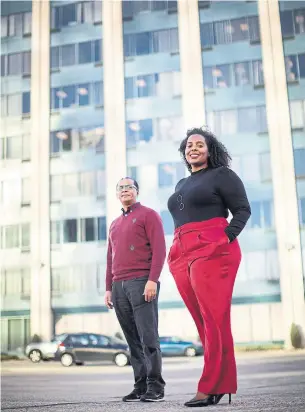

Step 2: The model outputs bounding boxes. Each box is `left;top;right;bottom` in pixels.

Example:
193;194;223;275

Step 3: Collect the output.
177;0;206;129
258;0;305;348
30;0;52;340
103;0;127;229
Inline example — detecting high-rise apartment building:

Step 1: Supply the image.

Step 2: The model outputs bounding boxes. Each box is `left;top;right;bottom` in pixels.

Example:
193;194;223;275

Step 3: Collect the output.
1;0;305;351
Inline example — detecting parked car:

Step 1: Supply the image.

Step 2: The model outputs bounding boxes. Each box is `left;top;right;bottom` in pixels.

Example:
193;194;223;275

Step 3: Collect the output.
25;333;130;367
56;333;130;367
25;334;67;363
159;336;203;357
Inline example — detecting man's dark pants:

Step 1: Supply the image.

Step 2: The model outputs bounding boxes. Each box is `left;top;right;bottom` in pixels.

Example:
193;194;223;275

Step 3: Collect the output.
112;276;165;393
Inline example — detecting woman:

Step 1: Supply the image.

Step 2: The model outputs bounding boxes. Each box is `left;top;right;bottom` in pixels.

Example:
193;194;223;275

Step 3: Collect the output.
167;127;251;407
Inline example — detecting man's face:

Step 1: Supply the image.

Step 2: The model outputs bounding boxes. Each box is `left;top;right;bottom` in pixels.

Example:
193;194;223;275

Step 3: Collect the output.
116;178;138;206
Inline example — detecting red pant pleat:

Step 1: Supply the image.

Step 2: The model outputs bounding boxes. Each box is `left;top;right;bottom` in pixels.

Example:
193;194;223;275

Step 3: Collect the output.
168;218;241;395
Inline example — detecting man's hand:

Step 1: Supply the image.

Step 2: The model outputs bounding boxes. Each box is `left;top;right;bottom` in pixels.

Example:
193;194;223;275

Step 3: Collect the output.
143;280;157;302
104;291;113;309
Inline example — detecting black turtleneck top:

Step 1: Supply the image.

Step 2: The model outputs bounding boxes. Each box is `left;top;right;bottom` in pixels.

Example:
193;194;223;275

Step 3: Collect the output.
167;166;251;242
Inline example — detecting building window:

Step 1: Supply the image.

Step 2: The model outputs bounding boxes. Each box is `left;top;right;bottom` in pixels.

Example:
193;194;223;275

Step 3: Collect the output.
78;41;92;64
238;107;257;133
50;216;107;245
22;178;31;205
96;264;105;295
1;224;30;249
158;162;185;187
51;40;102;69
62;3;78;27
63;174;79;197
6;94;22;117
124;28;179;57
96;170;106;198
252;60;264;86
50;175;62;202
51;81;103;110
51;221;61;244
200;16;260;48
285;55;298;82
81;218;96;242
260;152;272;181
126;119;153;147
127;166;138;183
289;100;305;129
1;12;31;38
204;64;231;89
280;10;294;38
22;92;31;115
0;180;19;205
156;116;183;141
23;12;32;36
98;216;107;241
294;148;305;177
294;9;305;35
21;223;30;248
61;44;76;66
8;53;22;76
298;53;305;79
249;201;273;229
63;219;78;243
51;2;102;30
6;136;22;159
50;126;104;155
0;135;30;161
234;62;251;86
160;210;174;235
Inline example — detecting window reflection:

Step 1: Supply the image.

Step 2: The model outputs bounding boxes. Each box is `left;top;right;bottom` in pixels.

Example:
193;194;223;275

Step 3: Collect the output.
200;16;260;48
285;55;298;82
124;28;179;57
234;62;250;86
50;126;104;154
158;162;185;187
295;9;305;34
51;81;103;110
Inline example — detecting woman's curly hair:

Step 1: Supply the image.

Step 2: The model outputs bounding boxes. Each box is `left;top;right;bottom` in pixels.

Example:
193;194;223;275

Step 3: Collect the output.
179;127;231;172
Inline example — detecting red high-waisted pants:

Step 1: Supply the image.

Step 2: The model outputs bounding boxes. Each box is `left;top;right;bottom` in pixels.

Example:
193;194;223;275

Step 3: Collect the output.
168;218;241;395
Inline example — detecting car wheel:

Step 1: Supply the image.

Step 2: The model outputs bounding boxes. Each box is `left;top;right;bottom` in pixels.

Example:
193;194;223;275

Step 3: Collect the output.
184;347;196;357
114;352;129;367
29;350;42;363
60;353;74;367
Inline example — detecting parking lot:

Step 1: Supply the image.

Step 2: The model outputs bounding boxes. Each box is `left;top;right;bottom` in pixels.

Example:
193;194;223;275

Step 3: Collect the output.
2;351;305;412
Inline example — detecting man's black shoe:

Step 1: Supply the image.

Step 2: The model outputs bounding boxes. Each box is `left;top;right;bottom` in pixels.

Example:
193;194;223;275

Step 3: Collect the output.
122;389;145;402
140;391;165;402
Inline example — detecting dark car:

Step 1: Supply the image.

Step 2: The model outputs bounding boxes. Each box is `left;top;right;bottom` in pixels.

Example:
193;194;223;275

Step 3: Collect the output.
56;333;130;367
160;336;203;357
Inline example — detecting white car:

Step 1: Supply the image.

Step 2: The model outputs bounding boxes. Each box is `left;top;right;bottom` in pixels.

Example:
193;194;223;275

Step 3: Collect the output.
25;334;67;363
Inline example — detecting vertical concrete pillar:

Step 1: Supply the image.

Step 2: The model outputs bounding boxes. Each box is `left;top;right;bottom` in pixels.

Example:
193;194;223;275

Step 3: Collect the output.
177;0;206;129
103;0;127;229
30;0;52;340
258;0;305;348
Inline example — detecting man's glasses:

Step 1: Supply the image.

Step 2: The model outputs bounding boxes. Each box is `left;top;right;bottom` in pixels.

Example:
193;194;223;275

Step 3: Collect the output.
117;184;137;192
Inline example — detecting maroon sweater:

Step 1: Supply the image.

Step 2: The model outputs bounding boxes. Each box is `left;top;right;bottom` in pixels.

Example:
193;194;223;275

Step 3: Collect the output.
105;203;166;291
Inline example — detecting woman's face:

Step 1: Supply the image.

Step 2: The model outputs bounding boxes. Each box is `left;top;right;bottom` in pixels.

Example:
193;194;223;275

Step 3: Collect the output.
185;134;209;171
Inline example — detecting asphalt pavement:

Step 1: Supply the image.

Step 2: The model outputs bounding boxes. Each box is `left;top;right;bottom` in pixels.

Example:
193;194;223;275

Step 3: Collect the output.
1;351;305;412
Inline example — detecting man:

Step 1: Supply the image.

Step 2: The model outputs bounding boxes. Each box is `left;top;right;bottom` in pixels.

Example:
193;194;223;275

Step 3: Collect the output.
104;177;166;402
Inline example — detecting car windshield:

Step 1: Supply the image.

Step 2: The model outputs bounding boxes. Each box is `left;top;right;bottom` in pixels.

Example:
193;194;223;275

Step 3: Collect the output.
51;334;67;343
109;336;126;345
